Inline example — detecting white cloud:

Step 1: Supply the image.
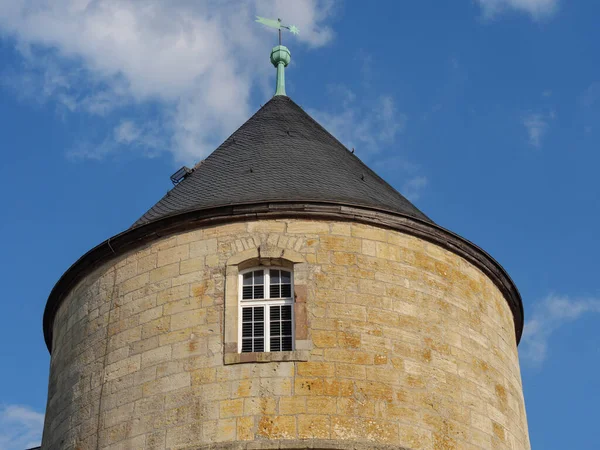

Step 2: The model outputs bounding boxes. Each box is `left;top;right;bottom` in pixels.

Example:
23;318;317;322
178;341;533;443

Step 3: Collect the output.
402;176;429;201
522;111;553;148
0;0;335;162
310;86;427;201
309;86;407;155
521;294;600;366
581;82;600;109
476;0;559;20
68;118;168;160
0;405;44;450
579;82;600;135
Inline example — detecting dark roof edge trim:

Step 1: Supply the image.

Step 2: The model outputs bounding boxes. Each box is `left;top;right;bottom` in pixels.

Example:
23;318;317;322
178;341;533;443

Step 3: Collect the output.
134;196;431;229
43;201;524;352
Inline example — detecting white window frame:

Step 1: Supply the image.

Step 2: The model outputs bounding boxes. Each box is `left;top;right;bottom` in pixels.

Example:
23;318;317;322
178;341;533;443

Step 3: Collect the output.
238;266;294;353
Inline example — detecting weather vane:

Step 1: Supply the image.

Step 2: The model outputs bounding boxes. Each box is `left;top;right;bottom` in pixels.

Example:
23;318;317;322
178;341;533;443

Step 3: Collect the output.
256;16;299;45
256;16;299;97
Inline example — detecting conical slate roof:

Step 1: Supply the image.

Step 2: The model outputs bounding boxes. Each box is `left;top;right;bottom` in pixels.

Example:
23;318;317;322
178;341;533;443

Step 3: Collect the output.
134;96;432;227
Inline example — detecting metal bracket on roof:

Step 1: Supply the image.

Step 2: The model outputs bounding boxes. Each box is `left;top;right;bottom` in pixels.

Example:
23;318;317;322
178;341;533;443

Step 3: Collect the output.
170;166;193;186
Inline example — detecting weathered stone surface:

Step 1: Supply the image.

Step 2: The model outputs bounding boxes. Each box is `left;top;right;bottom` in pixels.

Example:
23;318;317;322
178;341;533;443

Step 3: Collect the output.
42;219;530;450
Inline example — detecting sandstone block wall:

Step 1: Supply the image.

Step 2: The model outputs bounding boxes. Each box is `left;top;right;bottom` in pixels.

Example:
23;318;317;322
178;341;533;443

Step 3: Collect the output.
42;219;530;450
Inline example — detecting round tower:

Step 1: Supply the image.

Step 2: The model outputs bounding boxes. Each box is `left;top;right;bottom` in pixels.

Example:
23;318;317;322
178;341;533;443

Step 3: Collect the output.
41;34;530;450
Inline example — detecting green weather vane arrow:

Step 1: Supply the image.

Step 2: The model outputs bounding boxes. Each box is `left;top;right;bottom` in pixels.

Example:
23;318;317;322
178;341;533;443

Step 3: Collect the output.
255;16;299;45
255;16;299;97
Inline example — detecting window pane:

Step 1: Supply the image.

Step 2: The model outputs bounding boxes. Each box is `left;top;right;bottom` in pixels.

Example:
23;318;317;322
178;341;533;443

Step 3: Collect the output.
282;336;293;351
270;284;280;298
269;270;291;299
270;269;280;283
271;337;281;352
242;339;253;352
242;323;253;337
281;284;291;298
242;286;253;300
281;305;292;320
270;306;280;321
254;285;264;299
254;270;264;285
243;272;253;286
282;321;292;336
271;322;281;335
241;306;266;353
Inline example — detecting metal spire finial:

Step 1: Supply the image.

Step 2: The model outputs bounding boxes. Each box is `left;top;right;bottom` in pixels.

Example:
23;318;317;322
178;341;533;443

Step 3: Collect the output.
256;16;299;97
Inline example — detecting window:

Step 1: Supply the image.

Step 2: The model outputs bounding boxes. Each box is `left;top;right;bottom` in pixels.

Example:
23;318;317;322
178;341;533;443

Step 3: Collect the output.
239;268;294;353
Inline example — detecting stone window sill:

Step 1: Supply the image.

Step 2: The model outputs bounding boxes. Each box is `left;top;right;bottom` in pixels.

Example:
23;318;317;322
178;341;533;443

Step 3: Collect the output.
224;350;310;365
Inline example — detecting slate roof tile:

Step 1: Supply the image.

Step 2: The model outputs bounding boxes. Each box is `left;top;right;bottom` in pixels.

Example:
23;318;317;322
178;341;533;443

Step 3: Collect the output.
134;96;432;226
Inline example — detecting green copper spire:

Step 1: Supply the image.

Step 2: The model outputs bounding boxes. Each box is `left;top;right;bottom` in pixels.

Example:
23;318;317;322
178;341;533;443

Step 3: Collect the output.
256;16;299;97
271;45;291;96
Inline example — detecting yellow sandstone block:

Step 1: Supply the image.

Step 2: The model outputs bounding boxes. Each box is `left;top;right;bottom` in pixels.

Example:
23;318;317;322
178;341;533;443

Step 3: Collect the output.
351;224;387;242
294;378;324;396
169;309;206;331
311;330;337;348
247;221;286;233
287;221;329;234
237;416;254;441
364;418;398;444
244;397;277;416
119;272;149;295
103;355;141;382
327;303;366;322
331;252;356;266
306;397;337;414
180;257;204;274
149;263;179;283
220;398;244;418
331;416;363;440
297;362;335;378
143;372;190;397
279;397;306;415
376;242;403;262
362;240;377;256
336;363;366;380
324;348;372;365
215;418;237;443
331;223;351;236
156;285;189;305
320;235;361;253
298;414;331;439
115;261;138;284
141;346;172;368
163;297;202;316
189;238;218;258
190;367;216;385
157;244;189;268
257;415;296;439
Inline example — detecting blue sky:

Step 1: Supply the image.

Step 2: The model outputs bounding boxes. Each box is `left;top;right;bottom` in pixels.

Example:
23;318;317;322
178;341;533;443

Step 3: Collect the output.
1;0;599;448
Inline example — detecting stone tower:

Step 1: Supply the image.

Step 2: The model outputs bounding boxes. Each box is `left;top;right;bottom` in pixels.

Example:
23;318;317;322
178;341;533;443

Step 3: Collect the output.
41;41;530;450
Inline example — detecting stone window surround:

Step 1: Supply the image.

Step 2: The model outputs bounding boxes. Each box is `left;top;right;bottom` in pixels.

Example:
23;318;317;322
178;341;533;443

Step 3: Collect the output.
223;245;311;365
